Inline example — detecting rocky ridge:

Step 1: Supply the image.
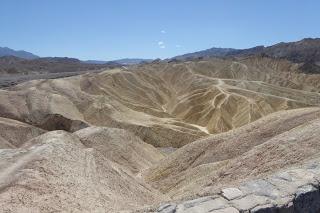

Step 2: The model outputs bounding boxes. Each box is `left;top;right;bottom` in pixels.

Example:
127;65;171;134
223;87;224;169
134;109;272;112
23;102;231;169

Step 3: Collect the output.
155;158;320;213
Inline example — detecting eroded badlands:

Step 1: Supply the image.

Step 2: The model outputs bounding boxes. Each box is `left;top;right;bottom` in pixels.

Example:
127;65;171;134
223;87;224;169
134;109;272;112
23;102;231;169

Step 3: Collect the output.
0;57;320;212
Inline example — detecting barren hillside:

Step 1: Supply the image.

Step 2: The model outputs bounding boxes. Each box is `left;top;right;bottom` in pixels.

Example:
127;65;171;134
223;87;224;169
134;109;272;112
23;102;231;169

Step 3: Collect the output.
0;56;320;212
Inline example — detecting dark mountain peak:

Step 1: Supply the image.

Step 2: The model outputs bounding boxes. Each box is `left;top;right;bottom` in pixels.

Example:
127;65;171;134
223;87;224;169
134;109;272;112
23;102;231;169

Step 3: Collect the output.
263;38;320;64
271;38;320;49
226;45;265;57
252;45;265;49
173;47;238;60
0;47;39;59
173;38;320;74
36;57;82;63
301;37;320;42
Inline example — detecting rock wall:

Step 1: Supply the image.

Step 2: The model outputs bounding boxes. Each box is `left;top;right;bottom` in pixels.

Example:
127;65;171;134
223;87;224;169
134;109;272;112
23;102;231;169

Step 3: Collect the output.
156;158;320;213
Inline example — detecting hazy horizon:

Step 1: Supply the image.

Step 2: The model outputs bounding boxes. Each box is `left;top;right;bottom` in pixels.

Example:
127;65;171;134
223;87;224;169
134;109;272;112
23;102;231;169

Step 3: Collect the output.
1;0;319;60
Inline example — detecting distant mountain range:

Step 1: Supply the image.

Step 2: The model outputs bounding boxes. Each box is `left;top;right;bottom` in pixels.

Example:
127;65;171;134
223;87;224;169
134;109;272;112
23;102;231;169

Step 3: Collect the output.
83;60;110;64
0;47;39;59
174;38;320;61
173;47;237;60
2;38;320;74
173;38;320;74
0;56;118;75
110;58;153;65
84;58;153;65
0;47;153;66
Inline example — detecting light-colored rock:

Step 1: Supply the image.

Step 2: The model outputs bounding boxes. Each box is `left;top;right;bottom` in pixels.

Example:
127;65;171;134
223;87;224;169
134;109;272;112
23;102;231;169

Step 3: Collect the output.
210;207;239;213
231;194;270;211
176;197;228;213
221;188;243;200
181;196;213;208
158;204;176;213
267;169;318;196
155;158;320;213
251;204;276;213
240;180;281;200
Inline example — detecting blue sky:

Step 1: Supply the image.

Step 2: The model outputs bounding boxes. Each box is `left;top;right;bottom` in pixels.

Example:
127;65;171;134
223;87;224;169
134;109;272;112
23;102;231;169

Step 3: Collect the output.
1;0;319;60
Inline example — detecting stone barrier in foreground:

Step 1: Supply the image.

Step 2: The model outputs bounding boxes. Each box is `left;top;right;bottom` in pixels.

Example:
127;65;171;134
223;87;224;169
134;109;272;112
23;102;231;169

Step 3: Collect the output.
157;159;320;213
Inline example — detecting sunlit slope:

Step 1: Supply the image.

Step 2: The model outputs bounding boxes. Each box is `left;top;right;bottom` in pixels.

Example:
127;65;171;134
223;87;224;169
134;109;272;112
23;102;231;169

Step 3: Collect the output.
0;56;320;211
144;107;320;199
0;117;45;148
0;128;167;212
0;57;319;147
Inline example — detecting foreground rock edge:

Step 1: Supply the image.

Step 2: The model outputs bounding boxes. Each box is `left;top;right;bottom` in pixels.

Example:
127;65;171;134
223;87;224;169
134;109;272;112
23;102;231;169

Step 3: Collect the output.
151;158;320;213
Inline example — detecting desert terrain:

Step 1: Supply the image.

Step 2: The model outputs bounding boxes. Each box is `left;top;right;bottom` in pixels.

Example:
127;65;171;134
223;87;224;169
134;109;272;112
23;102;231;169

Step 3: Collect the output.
0;50;320;212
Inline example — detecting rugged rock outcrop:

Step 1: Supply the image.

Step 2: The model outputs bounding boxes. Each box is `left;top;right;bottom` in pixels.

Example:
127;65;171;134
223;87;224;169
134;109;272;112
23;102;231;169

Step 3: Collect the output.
155;158;320;212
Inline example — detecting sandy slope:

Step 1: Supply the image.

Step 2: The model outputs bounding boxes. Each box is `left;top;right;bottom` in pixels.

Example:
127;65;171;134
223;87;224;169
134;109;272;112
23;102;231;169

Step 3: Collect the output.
0;117;45;149
144;107;320;199
0;129;167;212
1;108;319;212
0;57;319;212
74;127;165;174
0;57;319;148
